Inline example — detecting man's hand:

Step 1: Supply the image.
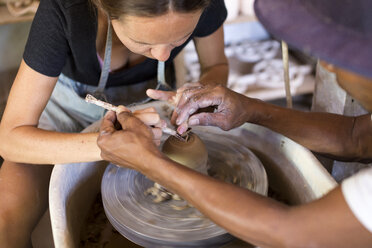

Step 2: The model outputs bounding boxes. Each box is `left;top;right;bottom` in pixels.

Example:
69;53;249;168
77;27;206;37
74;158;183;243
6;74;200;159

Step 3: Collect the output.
97;106;163;171
174;85;254;134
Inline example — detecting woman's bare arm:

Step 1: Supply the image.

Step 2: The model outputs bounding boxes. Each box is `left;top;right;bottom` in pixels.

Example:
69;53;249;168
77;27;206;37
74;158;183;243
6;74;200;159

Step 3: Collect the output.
0;60;101;164
194;26;228;86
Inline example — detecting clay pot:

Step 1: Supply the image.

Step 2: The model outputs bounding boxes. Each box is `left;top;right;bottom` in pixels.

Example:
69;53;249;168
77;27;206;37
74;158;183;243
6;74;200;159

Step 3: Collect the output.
162;133;208;174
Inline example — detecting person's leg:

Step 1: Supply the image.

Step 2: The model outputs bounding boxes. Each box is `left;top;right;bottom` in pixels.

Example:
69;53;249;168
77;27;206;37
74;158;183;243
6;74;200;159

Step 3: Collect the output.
0;161;53;248
0;74;107;248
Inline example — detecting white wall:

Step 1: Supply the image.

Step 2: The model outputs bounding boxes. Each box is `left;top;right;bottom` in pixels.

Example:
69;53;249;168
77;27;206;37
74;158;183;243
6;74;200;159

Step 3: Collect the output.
0;22;31;118
0;22;31;71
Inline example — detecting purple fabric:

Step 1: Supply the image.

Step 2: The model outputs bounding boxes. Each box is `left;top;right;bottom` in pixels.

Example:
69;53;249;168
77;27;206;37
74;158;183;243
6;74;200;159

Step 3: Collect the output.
97;53;104;69
254;0;372;79
96;53;111;72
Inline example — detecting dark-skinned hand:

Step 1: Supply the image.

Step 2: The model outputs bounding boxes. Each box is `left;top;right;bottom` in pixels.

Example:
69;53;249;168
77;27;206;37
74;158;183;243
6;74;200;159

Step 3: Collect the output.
97;106;163;171
174;85;255;134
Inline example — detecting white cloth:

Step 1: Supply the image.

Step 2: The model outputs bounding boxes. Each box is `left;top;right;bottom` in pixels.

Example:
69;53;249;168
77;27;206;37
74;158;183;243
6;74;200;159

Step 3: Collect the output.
342;167;372;233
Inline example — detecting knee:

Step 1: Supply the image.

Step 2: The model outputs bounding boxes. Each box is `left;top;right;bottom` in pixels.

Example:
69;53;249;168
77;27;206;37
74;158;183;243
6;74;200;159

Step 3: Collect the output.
0;202;34;248
0;201;24;231
0;191;41;230
0;206;17;245
0;212;6;236
0;160;51;245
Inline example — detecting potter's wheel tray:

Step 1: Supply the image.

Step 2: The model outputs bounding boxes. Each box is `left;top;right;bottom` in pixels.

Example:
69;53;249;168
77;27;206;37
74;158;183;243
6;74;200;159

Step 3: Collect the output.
101;131;268;247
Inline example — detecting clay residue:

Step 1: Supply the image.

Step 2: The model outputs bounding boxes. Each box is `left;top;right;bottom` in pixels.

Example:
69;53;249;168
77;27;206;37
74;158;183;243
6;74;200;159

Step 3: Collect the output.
145;183;182;203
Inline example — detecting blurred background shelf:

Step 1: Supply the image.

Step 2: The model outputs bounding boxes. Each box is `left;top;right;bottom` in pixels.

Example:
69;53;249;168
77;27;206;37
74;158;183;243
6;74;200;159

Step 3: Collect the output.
0;5;35;25
243;75;314;101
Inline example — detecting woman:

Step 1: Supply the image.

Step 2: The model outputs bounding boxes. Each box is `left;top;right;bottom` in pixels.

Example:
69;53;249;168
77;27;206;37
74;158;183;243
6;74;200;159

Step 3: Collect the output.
0;0;228;246
96;0;372;247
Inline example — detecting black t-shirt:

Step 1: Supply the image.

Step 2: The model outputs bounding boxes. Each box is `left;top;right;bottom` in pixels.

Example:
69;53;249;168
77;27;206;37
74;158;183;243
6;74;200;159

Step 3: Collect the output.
23;0;227;87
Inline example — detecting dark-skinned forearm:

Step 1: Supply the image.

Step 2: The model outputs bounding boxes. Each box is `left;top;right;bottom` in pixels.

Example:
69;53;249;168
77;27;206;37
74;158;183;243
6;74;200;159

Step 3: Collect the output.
245;98;372;161
141;154;372;247
142;154;289;247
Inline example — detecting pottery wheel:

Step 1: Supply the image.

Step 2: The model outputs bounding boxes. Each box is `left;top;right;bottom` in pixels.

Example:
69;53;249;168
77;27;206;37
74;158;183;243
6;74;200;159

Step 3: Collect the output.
101;130;268;247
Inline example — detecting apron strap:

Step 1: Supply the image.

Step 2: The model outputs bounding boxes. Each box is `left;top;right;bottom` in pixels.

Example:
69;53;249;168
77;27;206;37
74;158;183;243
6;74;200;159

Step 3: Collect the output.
156;61;172;91
94;16;112;101
93;16;172;105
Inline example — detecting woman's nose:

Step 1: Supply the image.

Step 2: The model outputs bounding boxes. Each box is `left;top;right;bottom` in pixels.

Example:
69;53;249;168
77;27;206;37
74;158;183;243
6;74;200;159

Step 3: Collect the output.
150;45;172;61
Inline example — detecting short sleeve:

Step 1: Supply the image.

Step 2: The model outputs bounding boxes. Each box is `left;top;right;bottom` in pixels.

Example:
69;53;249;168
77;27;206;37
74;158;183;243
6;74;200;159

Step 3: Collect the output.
23;0;69;77
342;167;372;233
193;0;227;38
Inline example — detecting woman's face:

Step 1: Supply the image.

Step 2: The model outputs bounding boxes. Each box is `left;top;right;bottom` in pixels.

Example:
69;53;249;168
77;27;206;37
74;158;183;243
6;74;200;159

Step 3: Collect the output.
111;10;202;61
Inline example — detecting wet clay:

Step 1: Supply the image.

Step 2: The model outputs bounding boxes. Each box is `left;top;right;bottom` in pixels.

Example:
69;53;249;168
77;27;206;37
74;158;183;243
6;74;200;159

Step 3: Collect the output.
145;132;208;205
162;132;208;174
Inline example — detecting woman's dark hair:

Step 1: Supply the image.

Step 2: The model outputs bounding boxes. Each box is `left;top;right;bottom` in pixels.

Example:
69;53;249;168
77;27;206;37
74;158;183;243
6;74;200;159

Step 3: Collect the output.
91;0;211;19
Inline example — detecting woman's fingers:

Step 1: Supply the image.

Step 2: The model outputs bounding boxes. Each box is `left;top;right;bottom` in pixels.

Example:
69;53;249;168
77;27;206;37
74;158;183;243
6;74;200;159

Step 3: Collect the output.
114;105;160;126
154;119;167;129
133;107;156;114
104;106;162;148
147;89;176;103
116;105;165;137
116;105;131;114
134;112;160;126
151;127;162;144
133;107;168;129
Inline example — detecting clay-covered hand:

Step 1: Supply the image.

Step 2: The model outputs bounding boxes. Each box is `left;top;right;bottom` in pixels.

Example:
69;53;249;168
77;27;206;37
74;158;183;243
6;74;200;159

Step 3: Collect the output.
97;106;163;170
146;82;205;124
175;85;252;134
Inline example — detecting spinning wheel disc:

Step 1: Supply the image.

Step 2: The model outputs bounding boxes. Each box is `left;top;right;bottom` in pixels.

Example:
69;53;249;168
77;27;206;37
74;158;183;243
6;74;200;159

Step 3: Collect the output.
102;130;268;247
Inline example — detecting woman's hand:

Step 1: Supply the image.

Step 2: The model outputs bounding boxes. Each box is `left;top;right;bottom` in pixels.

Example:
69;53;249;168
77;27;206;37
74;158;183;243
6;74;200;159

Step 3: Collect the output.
146;82;205;124
97;106;163;170
131;106;166;146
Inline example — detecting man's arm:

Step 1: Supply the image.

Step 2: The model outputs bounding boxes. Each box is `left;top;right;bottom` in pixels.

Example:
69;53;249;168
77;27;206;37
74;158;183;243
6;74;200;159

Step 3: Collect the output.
147;156;372;248
248;101;372;162
97;111;372;248
175;85;372;162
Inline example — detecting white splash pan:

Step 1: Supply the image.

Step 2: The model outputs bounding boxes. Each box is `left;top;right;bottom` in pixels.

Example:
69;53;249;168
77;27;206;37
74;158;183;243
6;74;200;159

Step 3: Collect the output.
49;101;337;247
